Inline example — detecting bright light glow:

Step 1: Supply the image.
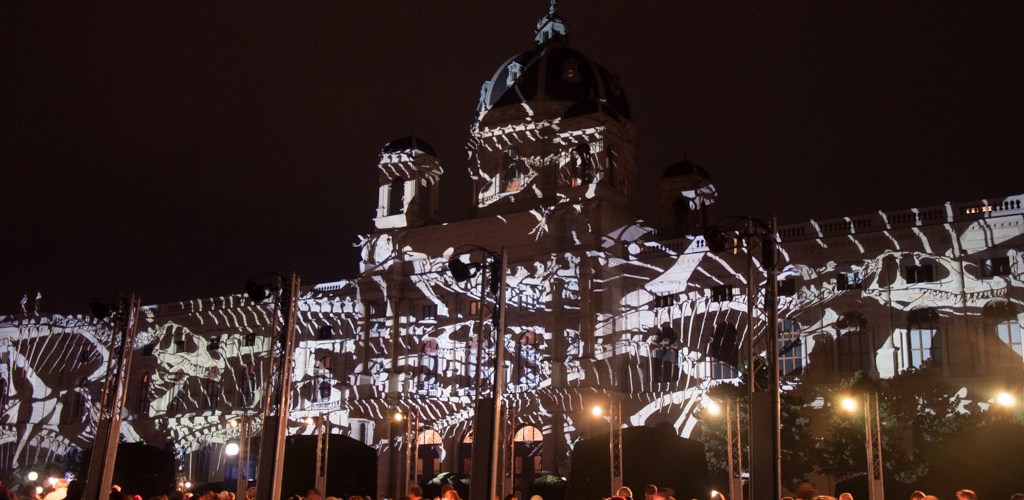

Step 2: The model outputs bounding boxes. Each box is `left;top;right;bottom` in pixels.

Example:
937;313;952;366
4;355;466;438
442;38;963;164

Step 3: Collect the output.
305;417;315;427
184;482;192;489
996;392;1017;407
711;491;719;499
225;443;240;456
36;487;43;495
591;405;603;417
27;471;38;481
707;402;721;416
48;477;58;487
841;397;857;412
229;419;238;428
394;412;404;422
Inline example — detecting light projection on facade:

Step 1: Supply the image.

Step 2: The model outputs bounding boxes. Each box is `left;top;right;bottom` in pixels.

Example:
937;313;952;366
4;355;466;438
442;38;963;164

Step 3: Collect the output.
2;3;1022;499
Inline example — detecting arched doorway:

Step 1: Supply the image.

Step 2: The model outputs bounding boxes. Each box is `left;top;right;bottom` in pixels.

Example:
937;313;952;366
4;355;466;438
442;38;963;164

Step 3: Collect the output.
512;425;543;499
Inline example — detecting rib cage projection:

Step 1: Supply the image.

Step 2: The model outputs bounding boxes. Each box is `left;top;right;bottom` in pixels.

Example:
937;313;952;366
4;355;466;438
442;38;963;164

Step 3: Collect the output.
1;195;1022;484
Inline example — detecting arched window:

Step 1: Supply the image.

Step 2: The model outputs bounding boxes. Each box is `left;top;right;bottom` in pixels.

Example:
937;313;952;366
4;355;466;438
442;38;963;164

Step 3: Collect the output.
837;312;871;373
983;301;1022;365
779;319;804;376
907;308;942;369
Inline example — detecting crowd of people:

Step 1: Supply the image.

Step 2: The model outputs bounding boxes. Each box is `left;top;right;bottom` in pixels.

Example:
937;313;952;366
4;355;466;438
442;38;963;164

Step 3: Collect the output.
1;478;1020;500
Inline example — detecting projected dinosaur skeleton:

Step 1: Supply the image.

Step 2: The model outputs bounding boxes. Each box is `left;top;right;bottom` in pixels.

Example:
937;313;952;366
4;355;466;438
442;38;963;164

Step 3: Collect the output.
1;196;1021;480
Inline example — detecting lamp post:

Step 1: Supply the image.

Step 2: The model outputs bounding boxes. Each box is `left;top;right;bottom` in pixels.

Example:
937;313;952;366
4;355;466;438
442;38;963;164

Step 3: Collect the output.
448;247;507;500
394;409;420;496
246;272;301;500
592;399;624;494
84;293;141;500
708;396;743;500
705;217;780;500
841;393;884;500
227;414;253;496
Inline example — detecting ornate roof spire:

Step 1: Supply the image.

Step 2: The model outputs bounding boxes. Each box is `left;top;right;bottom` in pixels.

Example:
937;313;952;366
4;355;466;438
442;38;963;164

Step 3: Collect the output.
534;0;568;45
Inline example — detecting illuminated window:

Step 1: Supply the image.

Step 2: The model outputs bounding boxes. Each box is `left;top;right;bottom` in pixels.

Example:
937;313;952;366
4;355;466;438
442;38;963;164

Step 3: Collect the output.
653;294;675;309
563;59;580;83
983;301;1022;365
711;285;733;302
837;271;863;290
837;312;871;373
710;361;739;380
779;319;804;376
469;300;481;316
982;257;1011;278
906;264;934;284
907;308;942;369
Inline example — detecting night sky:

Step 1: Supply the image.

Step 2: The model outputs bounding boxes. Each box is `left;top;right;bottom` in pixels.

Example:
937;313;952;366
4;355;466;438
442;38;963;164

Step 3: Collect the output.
3;2;1023;314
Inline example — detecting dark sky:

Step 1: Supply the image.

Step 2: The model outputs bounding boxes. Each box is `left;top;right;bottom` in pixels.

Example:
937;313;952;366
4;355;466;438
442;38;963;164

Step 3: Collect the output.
3;2;1023;314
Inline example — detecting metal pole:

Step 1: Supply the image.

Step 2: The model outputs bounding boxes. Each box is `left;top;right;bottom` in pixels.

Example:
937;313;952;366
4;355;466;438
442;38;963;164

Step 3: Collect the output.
315;412;329;495
488;248;508;500
610;399;623;493
865;392;884;500
236;415;251;497
256;273;301;500
84;294;141;500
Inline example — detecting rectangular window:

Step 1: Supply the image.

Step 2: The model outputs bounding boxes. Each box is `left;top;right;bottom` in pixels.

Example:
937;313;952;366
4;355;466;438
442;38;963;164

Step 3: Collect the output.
778;279;797;297
653;294;675;309
711;285;733;302
906;265;934;284
469;300;481;316
317;325;333;340
422;304;437;320
837;271;863;290
244;334;256;347
908;326;942;368
983;257;1011;278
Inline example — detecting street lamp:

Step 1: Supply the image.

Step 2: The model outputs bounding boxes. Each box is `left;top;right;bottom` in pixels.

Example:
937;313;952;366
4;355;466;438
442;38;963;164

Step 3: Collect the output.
27;471;39;482
448;246;508;500
996;391;1017;407
226;414;253;496
705;217;780;500
592;400;623;494
706;396;743;500
84;293;142;500
840;392;884;500
394;409;420;497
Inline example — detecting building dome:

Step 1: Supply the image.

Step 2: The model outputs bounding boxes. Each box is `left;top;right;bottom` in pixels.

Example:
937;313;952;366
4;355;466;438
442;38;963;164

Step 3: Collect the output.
476;7;630;120
662;160;710;180
381;136;437;157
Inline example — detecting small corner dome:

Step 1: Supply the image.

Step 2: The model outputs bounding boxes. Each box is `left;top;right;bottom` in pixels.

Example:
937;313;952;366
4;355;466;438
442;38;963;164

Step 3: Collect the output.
662;160;710;181
381;136;438;158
